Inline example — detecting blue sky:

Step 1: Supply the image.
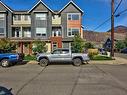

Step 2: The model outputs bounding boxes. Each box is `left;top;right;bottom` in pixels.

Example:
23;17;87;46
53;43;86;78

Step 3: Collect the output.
2;0;127;32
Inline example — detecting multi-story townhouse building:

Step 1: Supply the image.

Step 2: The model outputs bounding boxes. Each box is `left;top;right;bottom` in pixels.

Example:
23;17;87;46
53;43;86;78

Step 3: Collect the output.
0;0;83;54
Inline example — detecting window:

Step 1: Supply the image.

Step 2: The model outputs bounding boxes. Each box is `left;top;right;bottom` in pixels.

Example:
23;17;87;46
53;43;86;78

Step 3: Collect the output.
0;28;5;36
24;15;31;21
61;49;69;54
53;49;61;54
52;28;61;37
68;14;80;20
67;28;80;37
23;28;31;37
36;13;47;20
36;28;47;37
0;14;4;20
13;15;21;21
0;14;5;37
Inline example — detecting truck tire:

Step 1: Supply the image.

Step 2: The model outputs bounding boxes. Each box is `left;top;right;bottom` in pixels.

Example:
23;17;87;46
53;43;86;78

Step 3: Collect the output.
39;58;48;67
1;59;10;67
73;58;82;66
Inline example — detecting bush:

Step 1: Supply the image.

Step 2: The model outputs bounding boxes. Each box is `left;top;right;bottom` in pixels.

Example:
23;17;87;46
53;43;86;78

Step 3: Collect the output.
88;49;99;59
24;55;36;61
32;40;47;53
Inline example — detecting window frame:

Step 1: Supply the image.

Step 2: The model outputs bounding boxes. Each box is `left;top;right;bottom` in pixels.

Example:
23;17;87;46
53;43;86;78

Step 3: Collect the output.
67;28;80;37
67;13;80;20
36;27;47;38
35;13;47;20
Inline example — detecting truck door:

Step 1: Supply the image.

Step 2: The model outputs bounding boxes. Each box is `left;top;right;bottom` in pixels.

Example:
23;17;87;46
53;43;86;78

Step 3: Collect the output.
50;49;62;62
60;49;72;62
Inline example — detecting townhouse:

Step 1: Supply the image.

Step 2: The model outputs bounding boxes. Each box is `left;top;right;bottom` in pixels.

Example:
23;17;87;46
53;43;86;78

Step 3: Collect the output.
0;0;83;54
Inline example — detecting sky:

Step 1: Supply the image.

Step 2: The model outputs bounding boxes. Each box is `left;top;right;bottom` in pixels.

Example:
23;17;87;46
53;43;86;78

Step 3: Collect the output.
1;0;127;32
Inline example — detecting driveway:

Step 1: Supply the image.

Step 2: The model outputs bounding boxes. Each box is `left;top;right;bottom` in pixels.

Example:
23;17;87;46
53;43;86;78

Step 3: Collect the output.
1;63;127;95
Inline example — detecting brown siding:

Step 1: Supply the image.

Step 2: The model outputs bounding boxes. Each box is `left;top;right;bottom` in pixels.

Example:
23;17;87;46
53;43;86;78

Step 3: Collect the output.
50;37;62;50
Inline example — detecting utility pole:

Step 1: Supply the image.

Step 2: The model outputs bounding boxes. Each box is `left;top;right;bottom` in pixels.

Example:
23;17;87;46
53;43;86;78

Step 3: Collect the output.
111;0;115;57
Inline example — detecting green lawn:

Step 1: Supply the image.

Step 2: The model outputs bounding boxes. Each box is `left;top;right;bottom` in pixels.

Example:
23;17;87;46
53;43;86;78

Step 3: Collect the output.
24;55;36;61
91;55;113;61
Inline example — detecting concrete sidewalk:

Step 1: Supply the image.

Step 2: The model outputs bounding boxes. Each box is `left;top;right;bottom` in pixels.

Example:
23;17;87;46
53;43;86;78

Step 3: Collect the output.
27;57;127;65
90;57;127;65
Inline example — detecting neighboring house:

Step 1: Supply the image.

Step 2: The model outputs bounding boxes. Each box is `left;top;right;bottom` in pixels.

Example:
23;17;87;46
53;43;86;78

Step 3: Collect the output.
0;0;84;54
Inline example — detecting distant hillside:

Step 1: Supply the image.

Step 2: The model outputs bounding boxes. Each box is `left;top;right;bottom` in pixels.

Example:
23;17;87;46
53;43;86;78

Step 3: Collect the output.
107;25;127;33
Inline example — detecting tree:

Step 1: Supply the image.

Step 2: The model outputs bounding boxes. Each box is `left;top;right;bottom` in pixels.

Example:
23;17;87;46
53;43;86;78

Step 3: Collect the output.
115;40;125;50
84;42;94;49
0;38;17;51
71;34;84;53
124;37;127;47
32;40;47;53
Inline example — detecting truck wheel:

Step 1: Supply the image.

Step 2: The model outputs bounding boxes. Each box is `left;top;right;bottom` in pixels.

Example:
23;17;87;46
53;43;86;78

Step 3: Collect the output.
1;59;10;67
39;59;48;67
73;58;82;66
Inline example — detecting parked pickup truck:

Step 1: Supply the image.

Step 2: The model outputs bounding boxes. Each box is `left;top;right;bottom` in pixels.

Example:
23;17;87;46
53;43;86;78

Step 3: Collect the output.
0;49;23;67
36;48;90;67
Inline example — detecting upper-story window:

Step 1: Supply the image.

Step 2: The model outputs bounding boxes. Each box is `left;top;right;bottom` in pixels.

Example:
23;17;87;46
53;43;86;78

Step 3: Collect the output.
35;13;47;20
0;14;5;37
13;15;21;21
24;15;31;21
68;28;80;37
68;14;80;20
0;14;4;20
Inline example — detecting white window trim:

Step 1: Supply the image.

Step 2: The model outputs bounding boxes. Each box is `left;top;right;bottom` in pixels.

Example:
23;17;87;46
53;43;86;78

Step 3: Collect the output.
35;13;47;20
67;28;80;37
67;13;81;20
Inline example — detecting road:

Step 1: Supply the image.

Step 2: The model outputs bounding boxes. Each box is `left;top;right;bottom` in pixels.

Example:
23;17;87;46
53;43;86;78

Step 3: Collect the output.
1;63;127;95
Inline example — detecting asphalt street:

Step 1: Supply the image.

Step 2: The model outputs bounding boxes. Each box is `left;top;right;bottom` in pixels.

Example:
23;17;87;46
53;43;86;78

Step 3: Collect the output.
1;63;127;95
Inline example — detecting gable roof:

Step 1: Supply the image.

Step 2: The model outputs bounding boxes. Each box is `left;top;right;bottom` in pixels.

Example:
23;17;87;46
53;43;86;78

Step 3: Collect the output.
28;0;53;13
59;0;84;14
0;0;13;12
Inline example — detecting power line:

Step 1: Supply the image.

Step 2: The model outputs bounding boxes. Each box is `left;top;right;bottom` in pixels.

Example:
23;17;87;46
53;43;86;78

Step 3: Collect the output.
93;18;111;31
93;0;123;31
115;8;127;17
114;0;123;14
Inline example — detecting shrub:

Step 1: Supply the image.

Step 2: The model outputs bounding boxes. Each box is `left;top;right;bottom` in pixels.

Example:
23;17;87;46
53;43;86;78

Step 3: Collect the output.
88;49;99;59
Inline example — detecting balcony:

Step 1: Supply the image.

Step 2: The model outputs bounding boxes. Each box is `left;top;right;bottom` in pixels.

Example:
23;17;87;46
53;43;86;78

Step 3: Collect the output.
12;27;31;38
13;15;31;25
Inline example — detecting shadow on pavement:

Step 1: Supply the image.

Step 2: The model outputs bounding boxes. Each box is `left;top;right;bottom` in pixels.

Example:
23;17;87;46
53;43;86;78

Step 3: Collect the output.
15;60;29;66
0;86;13;95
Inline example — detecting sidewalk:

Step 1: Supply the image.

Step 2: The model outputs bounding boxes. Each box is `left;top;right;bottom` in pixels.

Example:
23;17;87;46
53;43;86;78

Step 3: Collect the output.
27;57;127;65
90;57;127;65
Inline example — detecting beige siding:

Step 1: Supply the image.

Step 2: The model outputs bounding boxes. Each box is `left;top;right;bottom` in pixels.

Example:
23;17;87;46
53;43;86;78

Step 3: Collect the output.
13;15;31;25
52;15;61;25
46;43;51;53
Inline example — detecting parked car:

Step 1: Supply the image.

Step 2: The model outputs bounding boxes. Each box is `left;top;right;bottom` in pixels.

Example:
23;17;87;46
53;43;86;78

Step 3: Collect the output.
121;48;127;54
0;49;23;67
36;48;90;67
